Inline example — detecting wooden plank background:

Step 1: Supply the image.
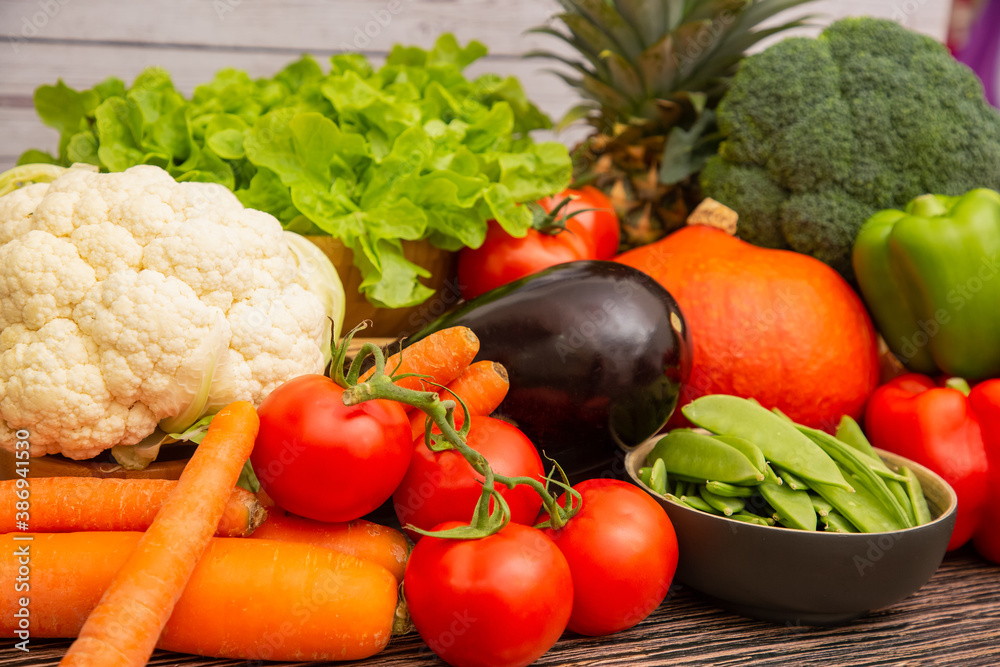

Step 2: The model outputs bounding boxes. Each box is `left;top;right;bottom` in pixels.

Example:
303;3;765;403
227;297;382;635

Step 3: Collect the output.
0;0;953;172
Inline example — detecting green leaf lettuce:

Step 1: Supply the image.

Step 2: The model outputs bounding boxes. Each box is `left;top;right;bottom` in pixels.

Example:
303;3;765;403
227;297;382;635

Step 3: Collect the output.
20;35;570;308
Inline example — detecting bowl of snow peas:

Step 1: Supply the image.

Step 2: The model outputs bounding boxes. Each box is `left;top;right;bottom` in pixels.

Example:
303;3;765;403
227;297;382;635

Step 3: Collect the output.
625;394;957;626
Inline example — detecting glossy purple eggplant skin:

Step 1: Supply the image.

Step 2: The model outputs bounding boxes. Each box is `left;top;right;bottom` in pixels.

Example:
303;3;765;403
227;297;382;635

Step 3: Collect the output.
403;260;692;480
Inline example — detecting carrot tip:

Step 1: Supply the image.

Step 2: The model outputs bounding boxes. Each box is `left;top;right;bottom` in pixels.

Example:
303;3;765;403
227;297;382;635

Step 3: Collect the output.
492;362;508;383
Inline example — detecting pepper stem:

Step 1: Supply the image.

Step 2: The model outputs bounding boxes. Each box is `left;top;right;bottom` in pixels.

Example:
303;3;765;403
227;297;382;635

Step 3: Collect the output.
944;377;972;396
909;194;950;218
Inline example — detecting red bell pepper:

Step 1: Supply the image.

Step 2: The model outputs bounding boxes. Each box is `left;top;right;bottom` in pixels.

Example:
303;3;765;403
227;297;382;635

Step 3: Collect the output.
865;374;999;562
969;381;1000;562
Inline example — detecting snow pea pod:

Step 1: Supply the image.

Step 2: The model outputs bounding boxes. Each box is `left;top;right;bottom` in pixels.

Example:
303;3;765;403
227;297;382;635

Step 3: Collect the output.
682;396;852;490
824;511;859;533
811;495;833;517
796;424;914;529
888;479;916;526
872;466;910;484
835;415;909;483
810;476;906;533
705;480;755;498
649;458;668;495
711;435;767;475
699;485;745;516
681;493;723;515
901;465;933;525
647;430;765;485
762;463;783;487
674;480;703;498
758;477;817;531
835;415;880;461
774;466;810;491
729;512;772;527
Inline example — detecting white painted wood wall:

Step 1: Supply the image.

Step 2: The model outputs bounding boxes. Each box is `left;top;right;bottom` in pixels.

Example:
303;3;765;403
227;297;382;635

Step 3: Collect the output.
0;0;953;172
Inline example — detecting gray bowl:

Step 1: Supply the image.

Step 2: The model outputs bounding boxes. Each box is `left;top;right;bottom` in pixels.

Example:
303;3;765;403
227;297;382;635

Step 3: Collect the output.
625;438;958;626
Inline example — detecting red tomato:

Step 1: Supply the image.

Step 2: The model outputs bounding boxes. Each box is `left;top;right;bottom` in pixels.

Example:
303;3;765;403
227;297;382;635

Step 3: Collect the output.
456;219;590;300
405;521;573;667
251;374;411;523
538;186;621;260
541;478;678;636
393;416;545;539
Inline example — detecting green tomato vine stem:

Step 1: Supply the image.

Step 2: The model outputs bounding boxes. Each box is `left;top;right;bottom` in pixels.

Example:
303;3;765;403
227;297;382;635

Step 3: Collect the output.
333;322;580;538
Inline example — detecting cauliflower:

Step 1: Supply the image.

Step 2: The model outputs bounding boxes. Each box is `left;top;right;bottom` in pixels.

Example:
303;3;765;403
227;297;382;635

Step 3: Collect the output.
0;163;345;461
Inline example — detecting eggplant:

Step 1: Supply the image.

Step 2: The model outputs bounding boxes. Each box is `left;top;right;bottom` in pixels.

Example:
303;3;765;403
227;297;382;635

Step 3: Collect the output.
404;260;692;481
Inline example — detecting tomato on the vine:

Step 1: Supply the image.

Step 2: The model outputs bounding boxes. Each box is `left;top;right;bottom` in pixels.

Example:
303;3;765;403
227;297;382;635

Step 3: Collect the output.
540;478;678;636
393;415;545;539
538;186;621;260
457;218;590;300
250;374;412;523
456;186;621;300
404;521;574;667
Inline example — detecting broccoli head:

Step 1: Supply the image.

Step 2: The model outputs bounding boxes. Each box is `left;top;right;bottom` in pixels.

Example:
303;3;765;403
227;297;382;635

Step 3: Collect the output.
700;17;1000;280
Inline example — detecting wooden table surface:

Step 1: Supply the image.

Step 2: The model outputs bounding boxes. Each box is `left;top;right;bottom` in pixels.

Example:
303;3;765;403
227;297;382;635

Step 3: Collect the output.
3;546;997;667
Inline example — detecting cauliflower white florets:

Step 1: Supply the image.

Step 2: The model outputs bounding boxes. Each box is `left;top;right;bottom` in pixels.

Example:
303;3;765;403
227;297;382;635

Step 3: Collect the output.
0;165;342;460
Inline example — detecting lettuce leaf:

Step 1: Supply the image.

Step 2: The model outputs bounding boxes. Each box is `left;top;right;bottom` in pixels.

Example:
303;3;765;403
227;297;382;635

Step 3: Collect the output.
19;35;571;308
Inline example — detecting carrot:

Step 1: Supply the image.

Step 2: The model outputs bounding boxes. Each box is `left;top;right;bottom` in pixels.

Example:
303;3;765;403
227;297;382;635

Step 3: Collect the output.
1;532;398;662
409;359;510;440
0;478;267;537
255;485;277;508
60;401;259;667
250;511;409;583
361;326;480;411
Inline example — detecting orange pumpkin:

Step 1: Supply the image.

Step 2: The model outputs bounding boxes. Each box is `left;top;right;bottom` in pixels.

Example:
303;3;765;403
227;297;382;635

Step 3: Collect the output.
616;224;880;431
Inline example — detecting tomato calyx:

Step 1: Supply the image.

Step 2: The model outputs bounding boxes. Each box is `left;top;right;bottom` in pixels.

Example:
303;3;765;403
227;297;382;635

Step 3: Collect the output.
526;196;602;238
530;462;583;531
332;322;582;538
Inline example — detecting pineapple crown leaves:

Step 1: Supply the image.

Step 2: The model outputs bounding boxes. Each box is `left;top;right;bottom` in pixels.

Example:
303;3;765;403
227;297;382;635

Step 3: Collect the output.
526;0;819;134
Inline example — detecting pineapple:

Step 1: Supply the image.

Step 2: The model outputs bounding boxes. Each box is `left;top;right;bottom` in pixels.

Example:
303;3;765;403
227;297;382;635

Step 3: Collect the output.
529;0;815;249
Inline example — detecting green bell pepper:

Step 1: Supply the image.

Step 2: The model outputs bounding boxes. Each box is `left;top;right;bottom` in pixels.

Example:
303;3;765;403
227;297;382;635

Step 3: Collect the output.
853;188;1000;380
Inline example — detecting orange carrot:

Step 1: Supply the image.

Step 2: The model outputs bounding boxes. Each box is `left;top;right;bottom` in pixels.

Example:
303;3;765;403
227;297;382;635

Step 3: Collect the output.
255;485;278;508
409;359;510;440
60;401;259;667
250;511;409;583
361;326;480;411
0;478;267;537
1;532;398;662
